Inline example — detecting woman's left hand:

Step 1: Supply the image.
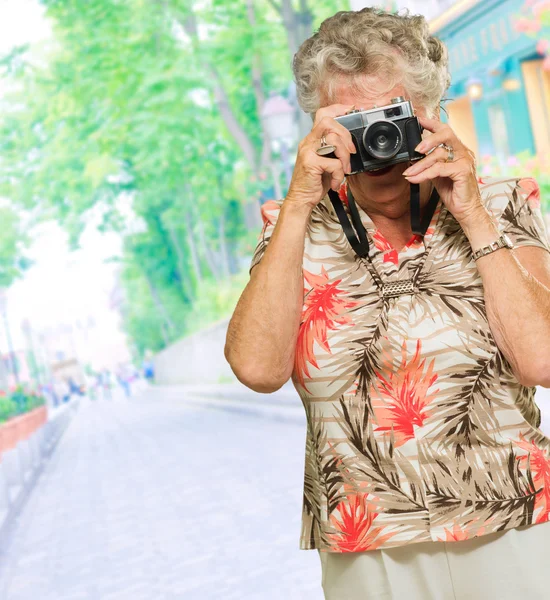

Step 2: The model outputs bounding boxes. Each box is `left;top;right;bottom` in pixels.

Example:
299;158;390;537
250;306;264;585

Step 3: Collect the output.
401;116;485;225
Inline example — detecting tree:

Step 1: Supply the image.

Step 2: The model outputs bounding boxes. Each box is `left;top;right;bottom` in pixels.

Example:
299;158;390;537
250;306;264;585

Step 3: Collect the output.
0;0;347;356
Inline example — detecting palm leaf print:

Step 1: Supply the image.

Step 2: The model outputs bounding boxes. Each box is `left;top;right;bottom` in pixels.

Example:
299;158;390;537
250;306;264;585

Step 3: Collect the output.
502;179;550;251
514;433;550;523
422;441;538;530
302;406;349;548
425;347;511;455
294;267;360;392
370;339;439;448
334;396;428;514
327;492;399;551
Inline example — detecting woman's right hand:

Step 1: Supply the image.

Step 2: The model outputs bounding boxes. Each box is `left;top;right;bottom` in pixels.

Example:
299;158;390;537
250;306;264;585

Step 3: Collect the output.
285;104;357;211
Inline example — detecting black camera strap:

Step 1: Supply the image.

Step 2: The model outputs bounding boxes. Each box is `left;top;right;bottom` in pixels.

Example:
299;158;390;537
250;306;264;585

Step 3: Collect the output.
410;182;441;236
327;182;440;259
327;188;370;258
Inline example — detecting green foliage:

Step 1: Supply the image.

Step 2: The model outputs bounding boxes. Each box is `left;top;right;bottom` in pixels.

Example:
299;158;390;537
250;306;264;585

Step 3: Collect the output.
0;0;347;357
0;386;46;424
183;269;252;337
0;206;32;287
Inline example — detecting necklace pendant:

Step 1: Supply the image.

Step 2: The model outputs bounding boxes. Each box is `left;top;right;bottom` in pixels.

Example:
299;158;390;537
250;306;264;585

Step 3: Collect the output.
381;279;417;298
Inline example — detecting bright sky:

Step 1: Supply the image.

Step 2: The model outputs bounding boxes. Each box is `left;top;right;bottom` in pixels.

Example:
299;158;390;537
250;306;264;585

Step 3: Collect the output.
0;0;50;54
0;0;130;369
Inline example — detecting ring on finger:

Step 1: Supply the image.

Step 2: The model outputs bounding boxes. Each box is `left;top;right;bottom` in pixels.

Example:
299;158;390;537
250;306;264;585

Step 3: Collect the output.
443;144;454;162
316;134;337;156
428;142;454;162
426;142;454;163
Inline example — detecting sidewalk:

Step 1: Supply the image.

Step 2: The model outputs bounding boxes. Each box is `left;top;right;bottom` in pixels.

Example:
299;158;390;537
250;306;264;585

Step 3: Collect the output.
0;385;322;600
149;380;305;425
162;381;550;436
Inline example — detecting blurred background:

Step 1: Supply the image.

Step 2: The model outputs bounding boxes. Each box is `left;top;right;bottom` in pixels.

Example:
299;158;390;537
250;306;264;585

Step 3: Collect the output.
0;0;548;598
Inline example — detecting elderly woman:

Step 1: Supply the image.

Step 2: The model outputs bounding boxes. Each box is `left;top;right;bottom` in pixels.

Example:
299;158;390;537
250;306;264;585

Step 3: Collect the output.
225;7;550;599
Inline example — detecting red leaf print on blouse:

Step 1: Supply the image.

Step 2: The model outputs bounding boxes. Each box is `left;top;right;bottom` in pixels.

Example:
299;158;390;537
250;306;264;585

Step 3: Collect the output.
515;433;550;522
260;200;281;230
338;180;349;207
294;267;358;392
327;493;397;552
371;339;439;447
518;177;541;210
372;231;399;265
437;518;489;542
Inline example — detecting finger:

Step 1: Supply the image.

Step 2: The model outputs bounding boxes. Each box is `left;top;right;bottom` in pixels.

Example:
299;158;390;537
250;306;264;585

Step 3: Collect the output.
310;115;356;154
415;134;461;157
416;126;460;156
319;132;352;174
402;146;448;177
404;159;463;184
417;115;447;134
313;154;346;191
314;104;356;125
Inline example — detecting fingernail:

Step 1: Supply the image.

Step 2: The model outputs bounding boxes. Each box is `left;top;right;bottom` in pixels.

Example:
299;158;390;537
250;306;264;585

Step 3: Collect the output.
402;167;412;176
415;143;426;153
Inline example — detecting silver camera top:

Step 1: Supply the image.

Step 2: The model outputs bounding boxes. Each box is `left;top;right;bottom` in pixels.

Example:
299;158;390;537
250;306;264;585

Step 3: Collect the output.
335;99;415;130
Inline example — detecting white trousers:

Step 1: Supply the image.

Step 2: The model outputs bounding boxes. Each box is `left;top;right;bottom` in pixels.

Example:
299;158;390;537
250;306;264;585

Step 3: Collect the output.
318;520;550;600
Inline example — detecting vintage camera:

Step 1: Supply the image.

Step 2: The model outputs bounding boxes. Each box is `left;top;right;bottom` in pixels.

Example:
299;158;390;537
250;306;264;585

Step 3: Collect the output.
331;97;425;174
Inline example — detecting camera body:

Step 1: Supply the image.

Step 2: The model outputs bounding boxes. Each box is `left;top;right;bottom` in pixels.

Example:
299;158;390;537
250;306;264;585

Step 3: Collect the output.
333;97;425;174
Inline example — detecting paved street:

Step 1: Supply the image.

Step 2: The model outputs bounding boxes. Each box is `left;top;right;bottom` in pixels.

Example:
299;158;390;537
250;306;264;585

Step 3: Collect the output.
0;386;322;600
2;384;550;600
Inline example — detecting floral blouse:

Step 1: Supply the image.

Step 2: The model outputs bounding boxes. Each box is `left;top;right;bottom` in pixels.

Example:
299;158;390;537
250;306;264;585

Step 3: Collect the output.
249;176;550;553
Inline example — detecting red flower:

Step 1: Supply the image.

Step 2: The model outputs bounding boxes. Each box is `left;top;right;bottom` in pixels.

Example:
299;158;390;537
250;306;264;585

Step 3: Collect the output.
294;267;359;392
371;339;439;447
327;493;397;552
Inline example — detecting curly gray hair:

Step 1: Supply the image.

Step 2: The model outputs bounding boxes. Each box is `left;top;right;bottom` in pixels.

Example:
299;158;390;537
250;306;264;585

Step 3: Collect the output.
292;8;451;118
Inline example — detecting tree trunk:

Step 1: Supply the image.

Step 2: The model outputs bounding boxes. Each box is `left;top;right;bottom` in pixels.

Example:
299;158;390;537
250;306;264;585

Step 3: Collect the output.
183;207;204;286
246;0;272;170
216;174;232;278
269;160;283;200
143;272;175;346
181;12;258;171
194;205;221;281
166;220;195;302
267;0;314;139
217;211;231;279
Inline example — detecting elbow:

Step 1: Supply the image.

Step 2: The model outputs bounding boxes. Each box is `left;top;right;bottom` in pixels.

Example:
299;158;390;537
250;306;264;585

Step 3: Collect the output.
224;345;288;394
233;367;288;394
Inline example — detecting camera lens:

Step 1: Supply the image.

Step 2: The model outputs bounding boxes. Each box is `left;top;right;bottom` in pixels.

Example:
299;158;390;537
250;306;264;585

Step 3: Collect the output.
363;120;402;160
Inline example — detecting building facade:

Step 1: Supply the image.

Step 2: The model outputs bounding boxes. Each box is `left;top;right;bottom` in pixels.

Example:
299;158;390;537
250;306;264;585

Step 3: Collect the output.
431;0;550;163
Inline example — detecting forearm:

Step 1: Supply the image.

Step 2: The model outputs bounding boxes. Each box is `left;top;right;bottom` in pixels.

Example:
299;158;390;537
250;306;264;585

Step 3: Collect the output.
225;201;312;392
461;209;550;384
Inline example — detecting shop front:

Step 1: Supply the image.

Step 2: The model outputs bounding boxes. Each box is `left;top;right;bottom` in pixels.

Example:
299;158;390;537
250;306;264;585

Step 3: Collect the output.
431;0;550;164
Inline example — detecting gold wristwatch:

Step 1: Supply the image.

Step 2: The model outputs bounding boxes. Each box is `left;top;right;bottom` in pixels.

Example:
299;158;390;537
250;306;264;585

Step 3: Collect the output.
472;234;514;261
